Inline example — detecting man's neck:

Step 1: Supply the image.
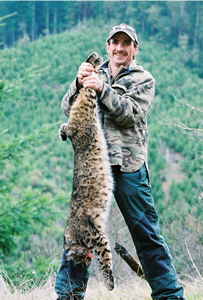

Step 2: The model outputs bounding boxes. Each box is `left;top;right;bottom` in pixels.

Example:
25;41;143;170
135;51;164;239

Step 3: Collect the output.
109;62;129;78
109;63;120;77
109;61;132;77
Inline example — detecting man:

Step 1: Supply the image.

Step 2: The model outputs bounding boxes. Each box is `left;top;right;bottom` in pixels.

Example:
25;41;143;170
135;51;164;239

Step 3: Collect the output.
55;24;185;300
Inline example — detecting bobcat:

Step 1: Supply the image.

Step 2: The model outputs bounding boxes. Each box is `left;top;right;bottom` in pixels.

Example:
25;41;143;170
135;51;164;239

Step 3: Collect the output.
59;52;114;291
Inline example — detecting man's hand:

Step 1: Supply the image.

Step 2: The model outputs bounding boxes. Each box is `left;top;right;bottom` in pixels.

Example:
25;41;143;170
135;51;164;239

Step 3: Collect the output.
77;62;95;84
83;72;104;93
77;62;104;93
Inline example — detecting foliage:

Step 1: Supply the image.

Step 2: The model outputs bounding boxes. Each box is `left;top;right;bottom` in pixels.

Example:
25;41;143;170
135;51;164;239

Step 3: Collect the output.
1;1;203;77
0;50;65;285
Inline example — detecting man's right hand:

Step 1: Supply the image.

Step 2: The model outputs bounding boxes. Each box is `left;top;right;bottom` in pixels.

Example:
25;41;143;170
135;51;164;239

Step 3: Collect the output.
77;62;96;85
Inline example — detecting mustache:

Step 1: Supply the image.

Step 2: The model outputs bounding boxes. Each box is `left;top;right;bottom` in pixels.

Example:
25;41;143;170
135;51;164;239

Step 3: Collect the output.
113;51;127;56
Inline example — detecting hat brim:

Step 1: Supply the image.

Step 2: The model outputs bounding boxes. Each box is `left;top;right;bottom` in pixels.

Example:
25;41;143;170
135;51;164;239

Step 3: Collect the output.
107;30;138;45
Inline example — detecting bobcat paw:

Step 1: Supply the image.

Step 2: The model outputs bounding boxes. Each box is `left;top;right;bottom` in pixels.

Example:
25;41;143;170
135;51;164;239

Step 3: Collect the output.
105;270;114;291
59;123;68;141
86;52;103;70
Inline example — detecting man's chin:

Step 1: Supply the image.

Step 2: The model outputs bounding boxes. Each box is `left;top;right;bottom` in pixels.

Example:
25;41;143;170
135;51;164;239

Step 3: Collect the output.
114;54;125;59
114;57;126;65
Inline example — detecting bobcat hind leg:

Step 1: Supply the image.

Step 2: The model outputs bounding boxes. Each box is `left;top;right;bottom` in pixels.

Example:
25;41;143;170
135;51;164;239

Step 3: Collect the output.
86;52;103;70
59;123;69;141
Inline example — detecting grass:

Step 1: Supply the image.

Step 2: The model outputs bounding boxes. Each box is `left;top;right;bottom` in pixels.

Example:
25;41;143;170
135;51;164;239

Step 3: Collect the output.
0;272;203;300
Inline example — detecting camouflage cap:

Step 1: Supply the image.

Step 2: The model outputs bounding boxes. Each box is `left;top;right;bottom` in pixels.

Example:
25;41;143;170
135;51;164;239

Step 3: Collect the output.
107;23;139;45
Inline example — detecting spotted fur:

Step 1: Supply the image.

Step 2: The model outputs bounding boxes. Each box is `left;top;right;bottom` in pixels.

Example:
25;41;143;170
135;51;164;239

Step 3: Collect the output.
59;52;114;291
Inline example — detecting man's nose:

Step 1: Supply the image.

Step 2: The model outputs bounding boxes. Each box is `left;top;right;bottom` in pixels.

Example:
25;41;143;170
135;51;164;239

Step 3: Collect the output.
116;43;124;51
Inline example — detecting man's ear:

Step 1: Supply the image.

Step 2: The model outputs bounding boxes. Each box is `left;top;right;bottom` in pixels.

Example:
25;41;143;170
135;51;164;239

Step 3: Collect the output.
106;42;110;54
133;46;139;57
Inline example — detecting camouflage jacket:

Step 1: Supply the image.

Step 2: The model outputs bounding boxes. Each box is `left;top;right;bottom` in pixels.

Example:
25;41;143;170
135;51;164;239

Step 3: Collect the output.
61;59;155;174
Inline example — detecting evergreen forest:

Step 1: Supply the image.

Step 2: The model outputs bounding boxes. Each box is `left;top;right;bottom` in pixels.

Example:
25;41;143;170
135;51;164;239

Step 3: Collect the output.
0;0;202;294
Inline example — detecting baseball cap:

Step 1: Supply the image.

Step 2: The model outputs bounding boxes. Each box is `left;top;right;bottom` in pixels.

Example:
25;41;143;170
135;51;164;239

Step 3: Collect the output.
107;23;139;45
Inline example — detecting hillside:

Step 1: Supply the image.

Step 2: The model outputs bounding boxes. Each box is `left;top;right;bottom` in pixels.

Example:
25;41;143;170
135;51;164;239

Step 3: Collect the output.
0;25;202;288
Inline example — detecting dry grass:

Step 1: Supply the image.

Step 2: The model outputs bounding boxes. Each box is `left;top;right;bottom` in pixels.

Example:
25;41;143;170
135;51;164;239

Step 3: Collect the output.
85;278;151;300
0;273;203;300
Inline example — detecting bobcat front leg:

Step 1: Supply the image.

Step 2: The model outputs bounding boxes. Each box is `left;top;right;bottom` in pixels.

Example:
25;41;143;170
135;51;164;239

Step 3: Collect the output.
95;235;114;291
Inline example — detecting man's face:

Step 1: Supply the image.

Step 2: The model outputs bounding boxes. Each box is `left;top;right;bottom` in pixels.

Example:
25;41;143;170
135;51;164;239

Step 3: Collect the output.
106;32;138;68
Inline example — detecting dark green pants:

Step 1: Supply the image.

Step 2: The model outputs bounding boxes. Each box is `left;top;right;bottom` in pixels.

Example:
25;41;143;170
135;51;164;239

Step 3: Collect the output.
55;164;185;300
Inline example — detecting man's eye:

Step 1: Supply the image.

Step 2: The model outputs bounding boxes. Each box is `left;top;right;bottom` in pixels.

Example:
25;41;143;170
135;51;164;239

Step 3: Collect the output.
124;41;131;46
112;40;119;45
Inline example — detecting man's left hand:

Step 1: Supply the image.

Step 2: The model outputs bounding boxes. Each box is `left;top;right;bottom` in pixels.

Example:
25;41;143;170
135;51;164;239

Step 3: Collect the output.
82;72;104;93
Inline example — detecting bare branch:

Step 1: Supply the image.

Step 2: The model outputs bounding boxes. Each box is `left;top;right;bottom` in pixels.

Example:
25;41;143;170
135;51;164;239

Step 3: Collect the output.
154;103;203;138
173;93;203;114
185;242;203;280
0;13;17;23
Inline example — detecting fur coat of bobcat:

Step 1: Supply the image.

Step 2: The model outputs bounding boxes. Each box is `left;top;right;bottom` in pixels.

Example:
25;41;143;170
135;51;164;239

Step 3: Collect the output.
59;52;114;291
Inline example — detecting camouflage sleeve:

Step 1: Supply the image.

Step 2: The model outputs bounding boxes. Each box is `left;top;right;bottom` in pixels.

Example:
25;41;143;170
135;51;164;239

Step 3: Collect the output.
61;77;83;117
99;75;155;128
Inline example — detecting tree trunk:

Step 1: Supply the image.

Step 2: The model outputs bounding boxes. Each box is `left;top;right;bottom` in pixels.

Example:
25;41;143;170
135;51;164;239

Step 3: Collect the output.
194;1;200;50
178;1;185;39
32;1;35;41
46;2;49;35
53;4;57;35
141;16;145;35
